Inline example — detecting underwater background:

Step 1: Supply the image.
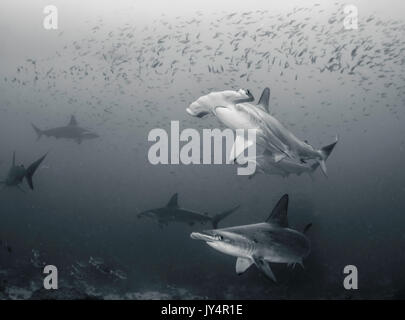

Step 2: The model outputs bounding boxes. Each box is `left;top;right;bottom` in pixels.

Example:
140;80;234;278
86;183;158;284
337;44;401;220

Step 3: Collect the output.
0;0;405;299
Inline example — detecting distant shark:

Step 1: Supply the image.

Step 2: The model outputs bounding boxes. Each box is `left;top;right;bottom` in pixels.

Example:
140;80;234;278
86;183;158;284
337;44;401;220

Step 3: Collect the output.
191;194;312;282
31;115;99;144
187;88;338;176
138;193;240;228
0;152;47;191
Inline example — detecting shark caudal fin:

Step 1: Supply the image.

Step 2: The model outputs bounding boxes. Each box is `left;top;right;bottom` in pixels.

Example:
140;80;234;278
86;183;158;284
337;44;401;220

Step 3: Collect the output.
25;153;47;190
211;205;240;229
31;124;43;140
317;136;339;177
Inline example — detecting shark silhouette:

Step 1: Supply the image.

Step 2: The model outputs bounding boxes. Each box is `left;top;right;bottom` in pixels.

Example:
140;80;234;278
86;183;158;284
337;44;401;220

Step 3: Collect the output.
138;193;240;228
0;152;47;192
32;115;99;144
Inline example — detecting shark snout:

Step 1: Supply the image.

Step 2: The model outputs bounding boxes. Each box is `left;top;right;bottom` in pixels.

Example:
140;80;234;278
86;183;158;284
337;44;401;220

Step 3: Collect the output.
186;107;209;118
190;231;217;242
190;232;214;241
186;101;211;118
186;106;197;116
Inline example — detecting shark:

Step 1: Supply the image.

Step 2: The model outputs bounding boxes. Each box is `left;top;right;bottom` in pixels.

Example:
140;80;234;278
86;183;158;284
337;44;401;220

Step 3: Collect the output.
190;194;312;282
186;88;338;176
0;152;47;191
31;115;99;144
138;193;240;228
248;138;338;179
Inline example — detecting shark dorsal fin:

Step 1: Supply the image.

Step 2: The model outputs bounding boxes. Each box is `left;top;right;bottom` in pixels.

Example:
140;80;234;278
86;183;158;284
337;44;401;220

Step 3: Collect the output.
266;194;289;227
69;115;78;126
166;193;179;207
257;88;270;112
12;151;16;166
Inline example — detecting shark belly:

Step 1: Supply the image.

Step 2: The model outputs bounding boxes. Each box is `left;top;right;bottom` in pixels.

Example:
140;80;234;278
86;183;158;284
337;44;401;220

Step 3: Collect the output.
215;107;257;131
215;106;290;161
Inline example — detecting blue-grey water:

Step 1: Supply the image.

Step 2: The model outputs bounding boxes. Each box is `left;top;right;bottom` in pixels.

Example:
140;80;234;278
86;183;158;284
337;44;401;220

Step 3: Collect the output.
1;0;405;299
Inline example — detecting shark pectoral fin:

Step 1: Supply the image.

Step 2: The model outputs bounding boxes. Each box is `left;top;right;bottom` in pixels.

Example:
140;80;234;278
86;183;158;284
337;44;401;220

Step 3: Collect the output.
229;133;254;163
253;257;277;282
236;257;253;275
273;153;286;163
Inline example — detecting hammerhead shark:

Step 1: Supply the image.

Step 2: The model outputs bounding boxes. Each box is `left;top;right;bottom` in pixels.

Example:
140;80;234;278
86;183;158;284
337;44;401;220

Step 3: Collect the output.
138;193;240;228
31;115;99;144
250;138;338;179
187;88;338;176
0;152;47;191
191;194;312;282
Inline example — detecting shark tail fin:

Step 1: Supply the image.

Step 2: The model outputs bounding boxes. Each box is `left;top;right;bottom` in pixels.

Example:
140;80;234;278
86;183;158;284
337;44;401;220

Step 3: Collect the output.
317;136;339;177
211;205;240;229
320;136;339;161
31;124;43;140
25;153;47;190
